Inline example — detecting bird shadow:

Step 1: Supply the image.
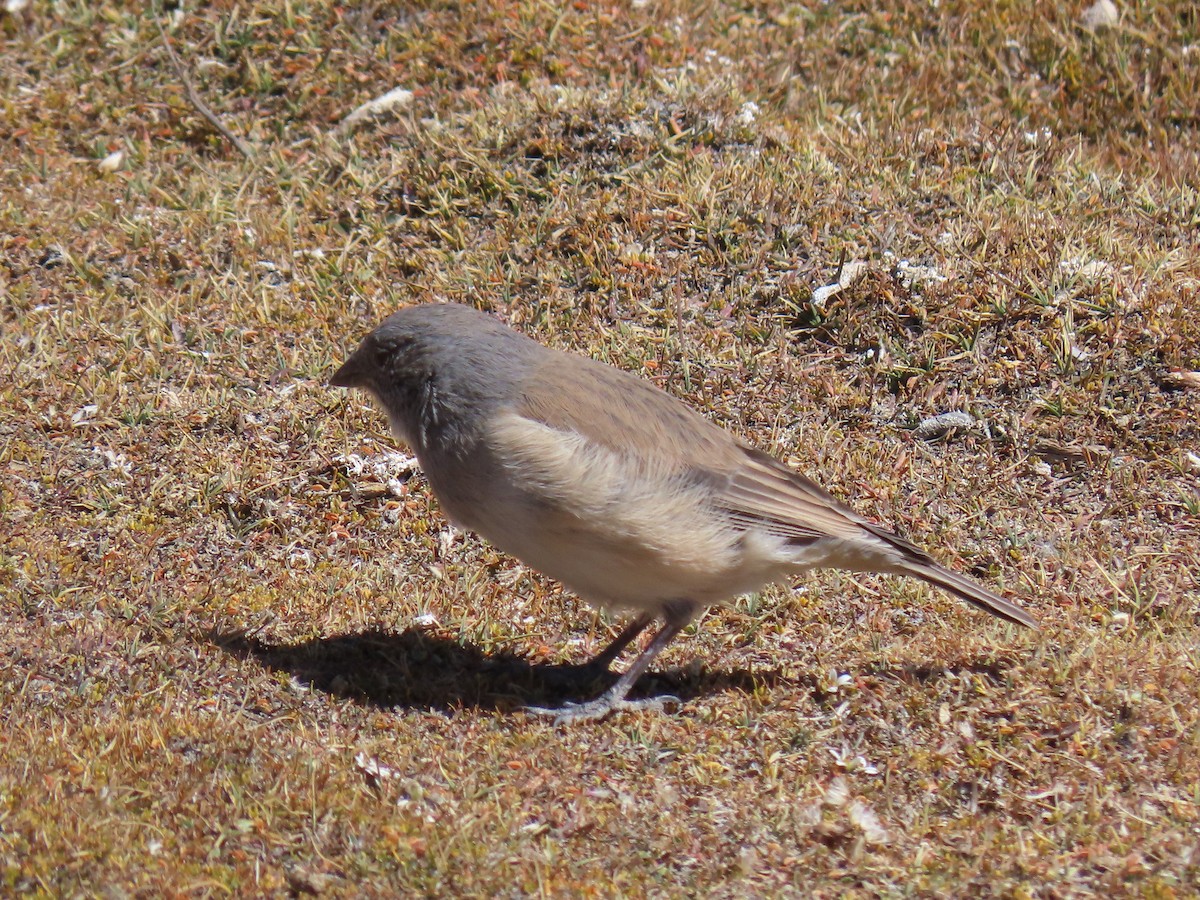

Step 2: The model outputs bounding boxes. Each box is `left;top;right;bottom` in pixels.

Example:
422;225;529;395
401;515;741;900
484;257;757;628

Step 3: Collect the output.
209;627;786;714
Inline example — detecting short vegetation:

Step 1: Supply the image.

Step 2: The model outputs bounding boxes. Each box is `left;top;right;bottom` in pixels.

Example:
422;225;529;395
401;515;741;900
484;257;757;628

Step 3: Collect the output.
1;1;1197;895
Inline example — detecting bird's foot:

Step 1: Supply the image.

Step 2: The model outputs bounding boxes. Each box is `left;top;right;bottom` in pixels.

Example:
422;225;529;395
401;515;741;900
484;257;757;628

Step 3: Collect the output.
522;693;681;724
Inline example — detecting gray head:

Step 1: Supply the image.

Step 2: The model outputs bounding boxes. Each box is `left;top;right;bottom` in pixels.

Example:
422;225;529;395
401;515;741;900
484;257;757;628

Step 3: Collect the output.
330;303;543;454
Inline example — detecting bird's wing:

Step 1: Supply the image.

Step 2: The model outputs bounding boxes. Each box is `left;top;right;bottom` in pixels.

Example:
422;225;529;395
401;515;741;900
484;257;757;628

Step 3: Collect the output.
509;350;1037;628
515;352;896;545
719;447;1039;628
718;446;916;549
516;355;892;542
514;352;745;474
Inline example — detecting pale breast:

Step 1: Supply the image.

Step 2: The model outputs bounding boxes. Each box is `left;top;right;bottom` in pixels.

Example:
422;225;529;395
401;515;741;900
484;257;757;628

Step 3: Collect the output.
455;411;793;611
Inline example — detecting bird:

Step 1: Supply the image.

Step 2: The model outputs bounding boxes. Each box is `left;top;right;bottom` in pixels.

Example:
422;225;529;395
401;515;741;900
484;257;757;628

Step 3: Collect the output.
330;302;1037;722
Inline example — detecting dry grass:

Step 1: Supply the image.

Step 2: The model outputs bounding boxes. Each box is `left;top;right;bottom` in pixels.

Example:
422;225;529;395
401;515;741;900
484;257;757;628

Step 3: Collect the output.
2;0;1198;895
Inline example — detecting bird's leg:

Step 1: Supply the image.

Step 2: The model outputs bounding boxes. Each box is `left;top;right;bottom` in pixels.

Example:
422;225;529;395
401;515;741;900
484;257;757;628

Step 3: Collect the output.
581;612;654;674
533;612;655;690
526;602;697;723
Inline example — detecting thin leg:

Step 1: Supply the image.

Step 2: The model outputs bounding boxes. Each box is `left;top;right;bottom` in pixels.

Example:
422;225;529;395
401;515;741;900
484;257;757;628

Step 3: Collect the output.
526;603;697;723
583;612;654;673
529;613;655;693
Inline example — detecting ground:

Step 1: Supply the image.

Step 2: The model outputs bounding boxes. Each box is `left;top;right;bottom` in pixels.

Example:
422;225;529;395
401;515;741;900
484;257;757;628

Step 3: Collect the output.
1;1;1198;896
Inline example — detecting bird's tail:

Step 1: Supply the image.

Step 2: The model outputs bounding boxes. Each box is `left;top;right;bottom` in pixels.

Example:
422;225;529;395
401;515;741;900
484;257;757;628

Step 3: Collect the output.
899;558;1039;629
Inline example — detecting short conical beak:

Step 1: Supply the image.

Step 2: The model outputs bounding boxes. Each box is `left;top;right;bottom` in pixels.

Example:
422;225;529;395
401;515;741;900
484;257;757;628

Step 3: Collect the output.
329;349;366;388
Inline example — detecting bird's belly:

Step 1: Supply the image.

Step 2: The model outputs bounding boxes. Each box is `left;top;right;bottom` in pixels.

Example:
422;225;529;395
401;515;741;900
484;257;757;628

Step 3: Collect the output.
485;516;765;610
448;490;789;612
420;434;794;613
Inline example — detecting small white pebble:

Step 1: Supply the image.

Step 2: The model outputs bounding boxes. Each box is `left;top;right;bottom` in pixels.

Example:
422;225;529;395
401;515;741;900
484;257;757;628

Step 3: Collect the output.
849;799;888;844
98;150;124;173
1080;0;1119;30
914;411;976;441
72;404;99;426
810;259;867;308
340;87;415;131
823;776;850;808
354;752;398;781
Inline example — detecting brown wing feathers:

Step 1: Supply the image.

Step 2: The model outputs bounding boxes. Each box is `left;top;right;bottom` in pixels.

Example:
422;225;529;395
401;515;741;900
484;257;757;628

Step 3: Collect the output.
724;447;1038;629
518;353;1036;629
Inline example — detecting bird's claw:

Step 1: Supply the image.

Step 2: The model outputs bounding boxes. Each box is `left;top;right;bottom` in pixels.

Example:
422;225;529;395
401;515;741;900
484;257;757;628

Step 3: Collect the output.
522;694;682;724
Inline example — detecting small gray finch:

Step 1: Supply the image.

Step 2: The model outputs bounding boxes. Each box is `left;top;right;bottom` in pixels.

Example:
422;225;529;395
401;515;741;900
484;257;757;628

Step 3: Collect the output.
331;303;1037;722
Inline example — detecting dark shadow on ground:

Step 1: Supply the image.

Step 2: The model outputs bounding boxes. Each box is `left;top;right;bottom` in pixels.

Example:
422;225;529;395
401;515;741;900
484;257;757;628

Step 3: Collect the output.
867;657;1023;685
210;627;787;713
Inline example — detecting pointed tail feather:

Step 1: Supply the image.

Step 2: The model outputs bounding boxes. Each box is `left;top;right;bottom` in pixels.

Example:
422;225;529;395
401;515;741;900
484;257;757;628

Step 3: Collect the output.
900;560;1039;629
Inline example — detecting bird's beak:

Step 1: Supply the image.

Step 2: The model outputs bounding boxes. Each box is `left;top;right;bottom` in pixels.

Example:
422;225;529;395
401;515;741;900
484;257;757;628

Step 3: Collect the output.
329;350;366;389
